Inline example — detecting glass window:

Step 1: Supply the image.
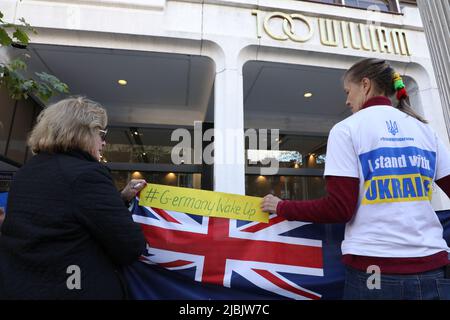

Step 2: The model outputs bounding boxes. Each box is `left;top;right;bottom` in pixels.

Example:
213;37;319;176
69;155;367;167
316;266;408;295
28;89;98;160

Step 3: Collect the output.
0;89;15;156
0;172;14;193
311;0;339;3
110;171;201;191
102;127;194;164
302;0;397;12
344;0;391;12
245;133;328;200
246;175;326;200
246;133;328;170
103;126;206;189
5;99;36;164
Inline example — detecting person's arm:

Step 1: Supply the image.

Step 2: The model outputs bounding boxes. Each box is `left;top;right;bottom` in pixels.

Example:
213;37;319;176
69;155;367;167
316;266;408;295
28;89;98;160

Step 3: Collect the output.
263;123;360;223
264;176;359;223
72;165;146;265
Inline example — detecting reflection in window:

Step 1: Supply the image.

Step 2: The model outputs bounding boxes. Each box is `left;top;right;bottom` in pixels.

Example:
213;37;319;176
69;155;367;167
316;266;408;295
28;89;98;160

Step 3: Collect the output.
246;134;327;169
308;0;341;4
303;0;396;13
0;90;14;156
247;150;303;167
102;127;194;164
110;171;201;191
0;88;40;163
246;175;326;200
316;154;326;165
245;133;328;200
6;100;36;164
344;0;390;11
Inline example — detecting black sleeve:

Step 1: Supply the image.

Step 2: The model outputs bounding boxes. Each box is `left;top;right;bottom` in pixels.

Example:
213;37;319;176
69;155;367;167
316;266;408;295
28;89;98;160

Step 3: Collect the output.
72;165;146;265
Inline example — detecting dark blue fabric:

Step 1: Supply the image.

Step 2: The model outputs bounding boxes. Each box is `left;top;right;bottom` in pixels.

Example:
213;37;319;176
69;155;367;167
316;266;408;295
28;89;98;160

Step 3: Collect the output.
343;266;449;300
124;210;450;300
0;192;7;212
438;210;450;248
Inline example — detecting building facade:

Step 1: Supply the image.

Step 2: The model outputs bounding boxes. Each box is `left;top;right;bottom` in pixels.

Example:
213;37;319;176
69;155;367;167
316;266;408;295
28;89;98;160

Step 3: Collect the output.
417;0;450;137
1;0;449;211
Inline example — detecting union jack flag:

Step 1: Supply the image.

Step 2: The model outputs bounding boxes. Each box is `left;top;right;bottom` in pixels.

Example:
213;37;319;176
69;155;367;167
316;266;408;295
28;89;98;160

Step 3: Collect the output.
130;197;325;300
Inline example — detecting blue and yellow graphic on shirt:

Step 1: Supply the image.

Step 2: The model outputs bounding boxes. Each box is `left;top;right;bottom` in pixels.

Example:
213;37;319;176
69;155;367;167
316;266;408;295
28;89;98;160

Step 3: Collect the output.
359;147;436;205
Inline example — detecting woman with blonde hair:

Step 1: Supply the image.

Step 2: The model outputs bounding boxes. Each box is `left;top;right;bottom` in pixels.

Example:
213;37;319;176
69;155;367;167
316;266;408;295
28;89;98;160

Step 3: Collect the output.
0;97;146;299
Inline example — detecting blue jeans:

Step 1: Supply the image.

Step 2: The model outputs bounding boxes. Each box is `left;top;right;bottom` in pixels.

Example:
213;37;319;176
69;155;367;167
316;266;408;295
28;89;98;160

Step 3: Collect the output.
343;266;450;300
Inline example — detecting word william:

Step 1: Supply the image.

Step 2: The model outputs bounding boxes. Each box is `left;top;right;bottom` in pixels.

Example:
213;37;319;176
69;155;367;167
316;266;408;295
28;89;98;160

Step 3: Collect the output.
252;10;411;56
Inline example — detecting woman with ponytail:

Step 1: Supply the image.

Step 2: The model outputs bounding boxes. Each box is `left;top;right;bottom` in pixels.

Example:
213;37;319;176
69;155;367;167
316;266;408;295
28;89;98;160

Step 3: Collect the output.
262;58;450;300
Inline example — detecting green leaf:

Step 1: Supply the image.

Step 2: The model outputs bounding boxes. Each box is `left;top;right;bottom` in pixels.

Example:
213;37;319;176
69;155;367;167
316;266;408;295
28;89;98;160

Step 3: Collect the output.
36;82;53;102
36;72;69;94
8;68;24;81
18;18;30;27
20;79;35;91
55;82;69;93
0;27;12;46
1;23;15;28
18;17;36;34
9;59;27;71
0;12;69;101
13;28;29;45
35;71;54;82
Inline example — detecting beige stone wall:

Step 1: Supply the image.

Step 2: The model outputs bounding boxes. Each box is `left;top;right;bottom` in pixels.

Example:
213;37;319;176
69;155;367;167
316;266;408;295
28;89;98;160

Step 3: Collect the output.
417;0;450;139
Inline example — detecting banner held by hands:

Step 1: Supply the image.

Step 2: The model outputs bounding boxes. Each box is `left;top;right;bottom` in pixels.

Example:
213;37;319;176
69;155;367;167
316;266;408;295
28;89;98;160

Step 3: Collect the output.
139;184;269;223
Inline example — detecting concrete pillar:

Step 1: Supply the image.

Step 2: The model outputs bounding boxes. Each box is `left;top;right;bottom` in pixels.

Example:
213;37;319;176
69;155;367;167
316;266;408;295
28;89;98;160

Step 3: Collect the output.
417;0;450;137
213;66;245;195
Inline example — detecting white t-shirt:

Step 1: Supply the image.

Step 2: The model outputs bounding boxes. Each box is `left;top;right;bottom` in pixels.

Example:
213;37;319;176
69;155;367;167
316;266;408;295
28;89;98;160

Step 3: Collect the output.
324;105;450;258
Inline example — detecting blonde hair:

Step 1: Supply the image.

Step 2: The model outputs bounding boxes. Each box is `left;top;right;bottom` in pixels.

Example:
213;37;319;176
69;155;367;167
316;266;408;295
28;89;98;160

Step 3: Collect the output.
28;96;107;154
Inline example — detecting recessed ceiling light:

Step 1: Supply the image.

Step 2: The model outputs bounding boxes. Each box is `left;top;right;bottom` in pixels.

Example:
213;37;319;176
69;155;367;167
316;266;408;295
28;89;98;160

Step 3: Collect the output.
304;92;313;98
118;79;127;86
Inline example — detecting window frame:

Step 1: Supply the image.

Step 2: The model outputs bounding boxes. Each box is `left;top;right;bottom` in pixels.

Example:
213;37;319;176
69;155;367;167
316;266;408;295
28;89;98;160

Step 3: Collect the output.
301;0;402;14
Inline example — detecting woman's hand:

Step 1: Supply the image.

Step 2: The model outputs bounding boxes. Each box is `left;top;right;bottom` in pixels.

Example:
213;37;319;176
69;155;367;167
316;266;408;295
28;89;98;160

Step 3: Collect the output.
121;179;147;202
261;194;282;214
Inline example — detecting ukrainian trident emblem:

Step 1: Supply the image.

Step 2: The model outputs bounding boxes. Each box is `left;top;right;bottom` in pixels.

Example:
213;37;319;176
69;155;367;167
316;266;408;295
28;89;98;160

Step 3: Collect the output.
386;120;399;136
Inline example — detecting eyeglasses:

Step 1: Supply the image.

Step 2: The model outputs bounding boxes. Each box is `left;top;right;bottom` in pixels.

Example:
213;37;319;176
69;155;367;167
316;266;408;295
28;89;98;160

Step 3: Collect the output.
98;129;108;142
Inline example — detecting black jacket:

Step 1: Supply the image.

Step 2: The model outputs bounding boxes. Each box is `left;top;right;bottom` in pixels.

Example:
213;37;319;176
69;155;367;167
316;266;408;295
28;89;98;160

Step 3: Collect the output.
0;150;146;299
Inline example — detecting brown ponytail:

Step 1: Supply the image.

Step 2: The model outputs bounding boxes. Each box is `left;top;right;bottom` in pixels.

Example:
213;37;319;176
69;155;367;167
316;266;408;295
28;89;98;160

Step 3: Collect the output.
345;58;428;123
396;95;428;123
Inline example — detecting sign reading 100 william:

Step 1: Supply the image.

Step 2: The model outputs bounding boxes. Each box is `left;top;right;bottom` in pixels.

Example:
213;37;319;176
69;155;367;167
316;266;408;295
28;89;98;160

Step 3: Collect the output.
252;10;411;56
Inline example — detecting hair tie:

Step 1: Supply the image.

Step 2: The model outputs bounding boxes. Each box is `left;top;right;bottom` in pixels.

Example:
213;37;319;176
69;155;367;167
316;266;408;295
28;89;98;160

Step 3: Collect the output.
392;72;408;100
